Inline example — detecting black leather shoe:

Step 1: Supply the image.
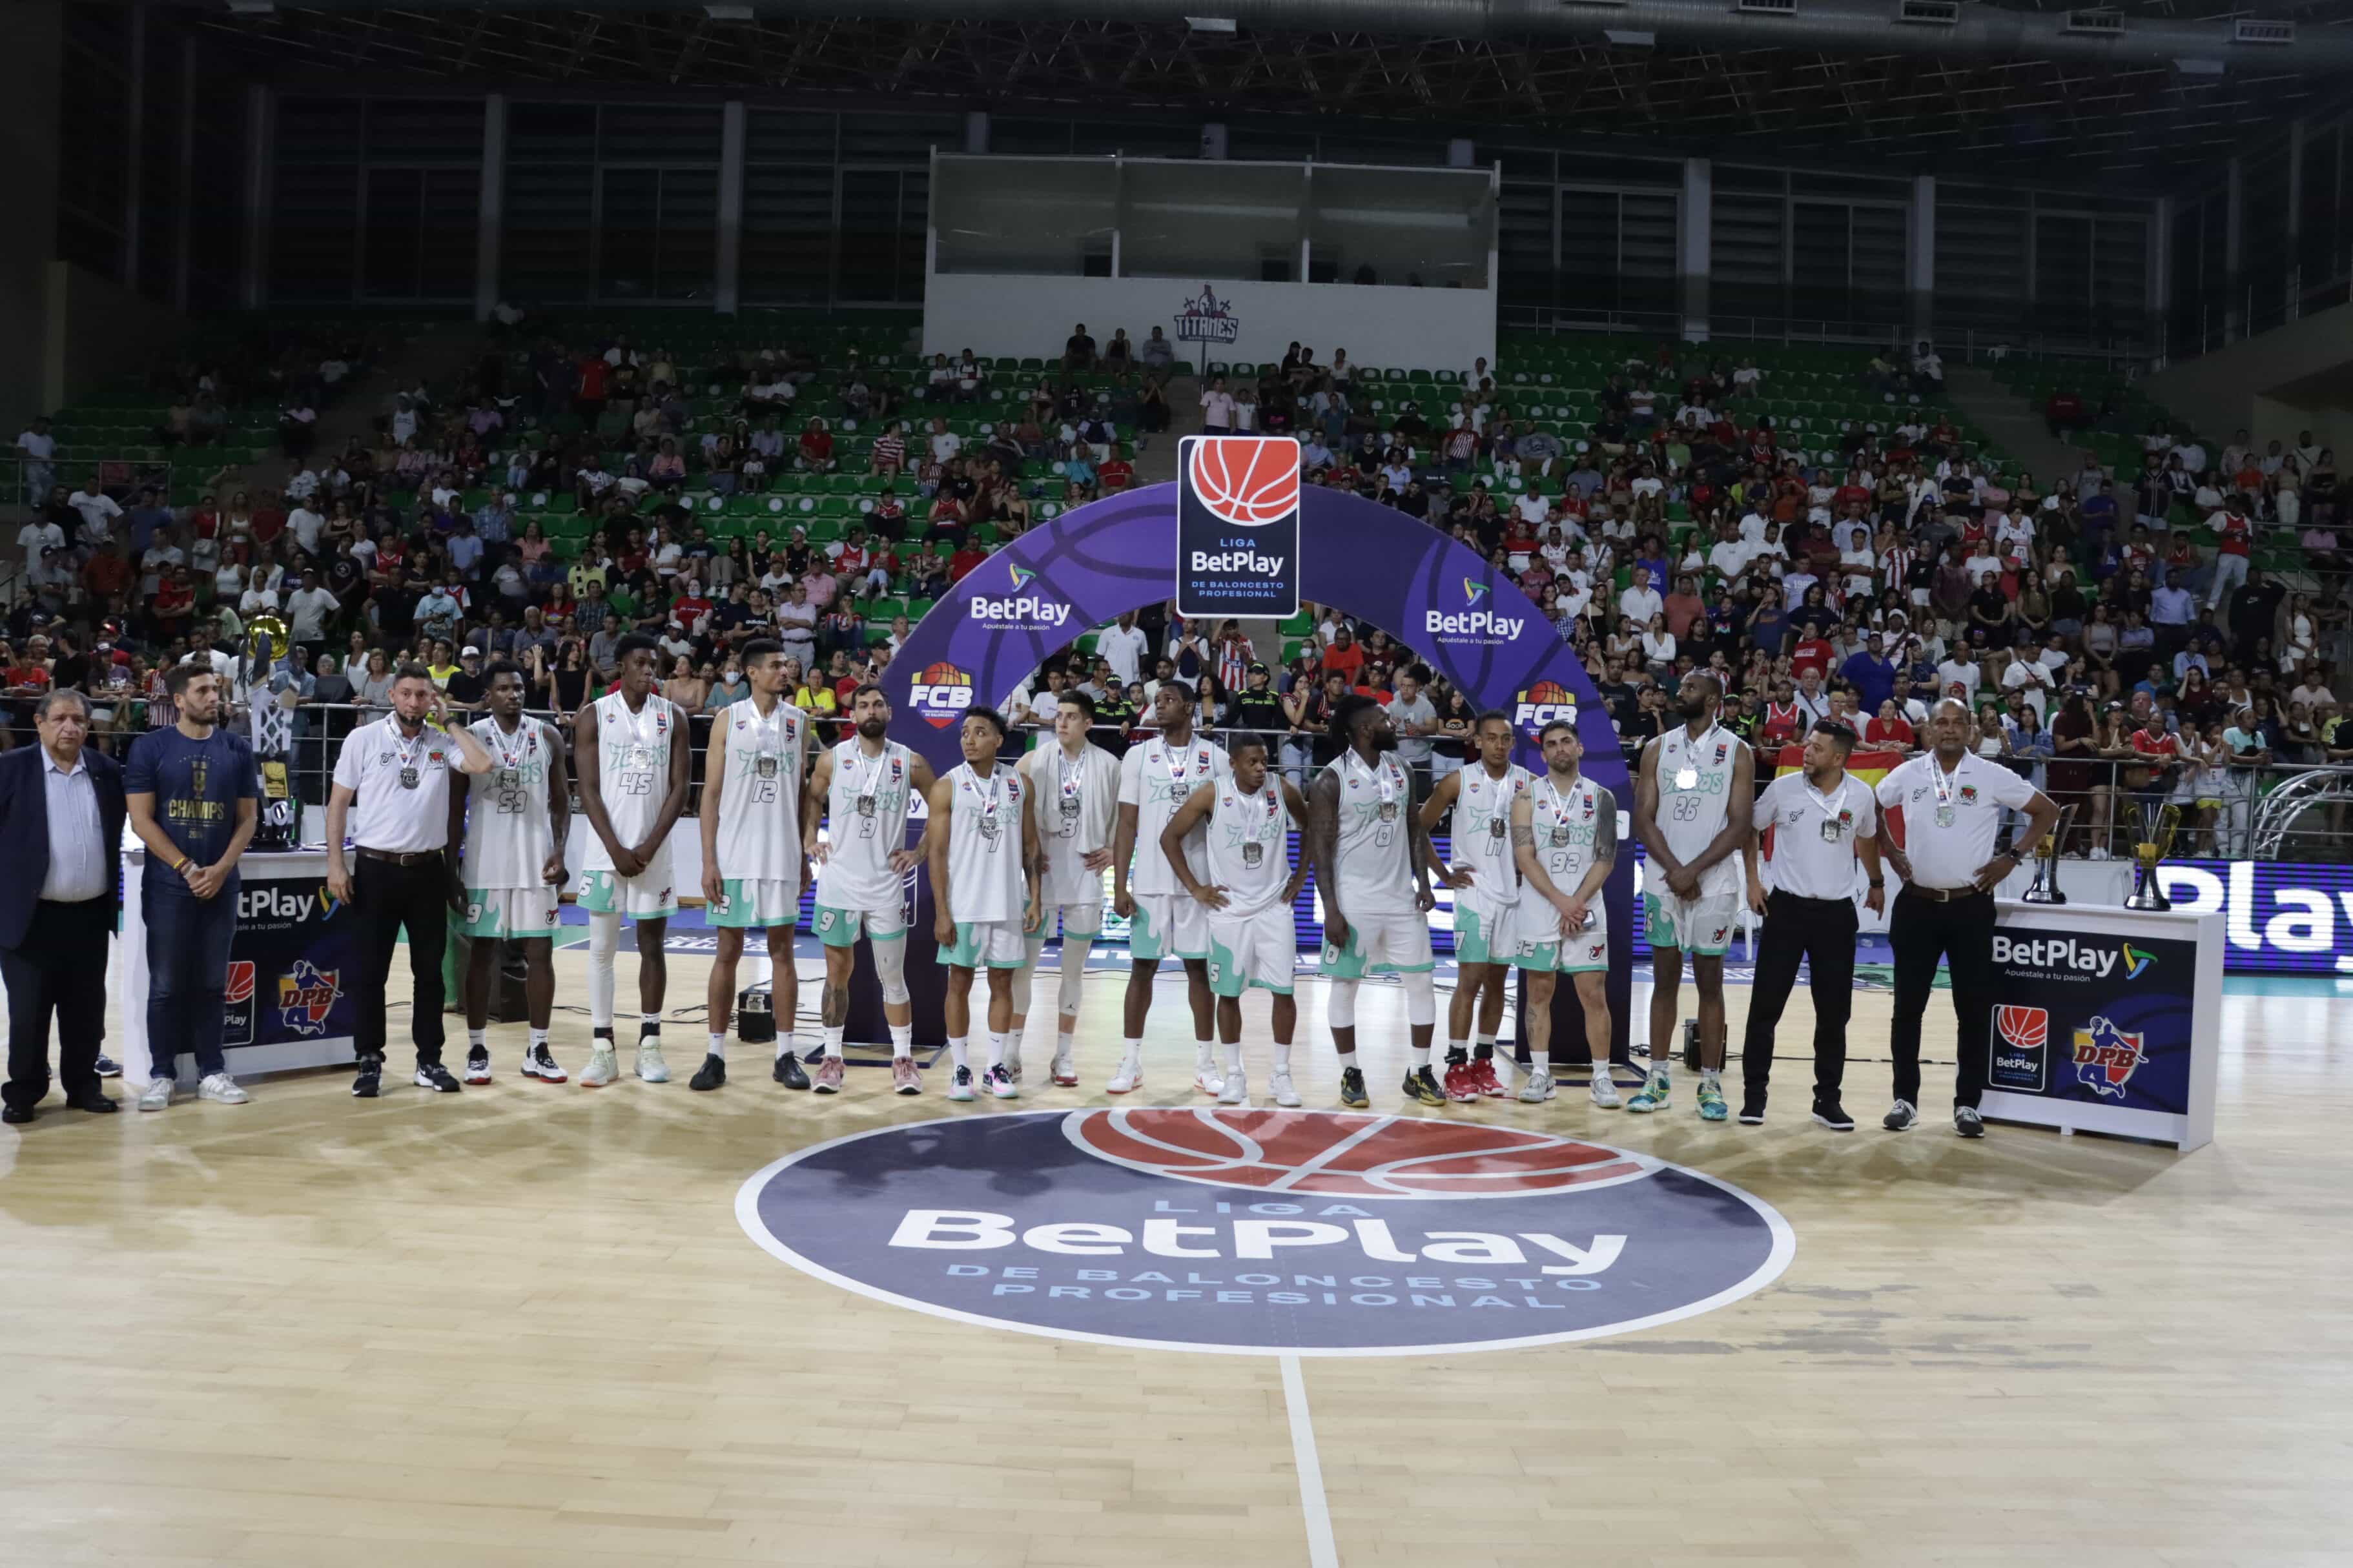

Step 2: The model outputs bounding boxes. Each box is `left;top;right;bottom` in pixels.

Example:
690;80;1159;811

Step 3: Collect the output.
1;1104;33;1125
65;1094;119;1114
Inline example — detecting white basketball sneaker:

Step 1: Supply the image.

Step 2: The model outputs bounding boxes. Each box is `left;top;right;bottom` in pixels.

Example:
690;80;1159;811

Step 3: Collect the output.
1192;1067;1225;1097
1269;1071;1302;1108
1218;1071;1248;1106
1107;1055;1144;1094
197;1072;249;1105
635;1040;670;1083
1518;1069;1556;1104
1589;1069;1623;1110
580;1044;621;1088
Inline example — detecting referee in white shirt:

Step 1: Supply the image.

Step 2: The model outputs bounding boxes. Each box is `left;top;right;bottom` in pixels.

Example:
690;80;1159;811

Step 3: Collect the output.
325;664;493;1099
1738;720;1884;1130
1874;699;2059;1138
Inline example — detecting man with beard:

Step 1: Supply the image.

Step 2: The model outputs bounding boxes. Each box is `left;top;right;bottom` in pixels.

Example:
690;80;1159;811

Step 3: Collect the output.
804;684;936;1094
1011;688;1120;1086
1419;711;1529;1101
450;659;570;1085
1310;695;1439;1108
1508;719;1620;1107
693;638;810;1092
1629;670;1754;1121
1111;681;1231;1095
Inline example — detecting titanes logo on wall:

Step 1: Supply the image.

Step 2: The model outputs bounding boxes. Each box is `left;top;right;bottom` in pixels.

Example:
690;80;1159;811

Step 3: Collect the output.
909;662;976;730
737;1108;1793;1355
1173;283;1240;344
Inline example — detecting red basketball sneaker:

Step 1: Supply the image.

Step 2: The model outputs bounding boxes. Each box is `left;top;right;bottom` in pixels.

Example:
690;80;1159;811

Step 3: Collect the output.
1441;1059;1479;1102
1470;1056;1509;1099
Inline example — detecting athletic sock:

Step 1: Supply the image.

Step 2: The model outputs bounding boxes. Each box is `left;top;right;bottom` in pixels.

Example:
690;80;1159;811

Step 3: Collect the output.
467;1028;486;1051
707;1032;726;1061
1004;1026;1024;1063
1194;1037;1215;1071
1410;1044;1432;1070
592;1026;615;1045
1444;1039;1468;1064
949;1036;970;1070
889;1023;914;1059
1273;1041;1293;1072
1122;1036;1144;1064
1474;1034;1497;1060
1335;1049;1359;1070
987;1032;1006;1068
639;1013;661;1037
777;1030;798;1062
822;1024;846;1060
1223;1040;1242;1074
529;1028;549;1052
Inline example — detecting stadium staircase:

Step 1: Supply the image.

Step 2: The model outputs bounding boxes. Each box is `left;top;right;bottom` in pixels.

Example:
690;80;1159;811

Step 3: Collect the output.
1944;363;2082;485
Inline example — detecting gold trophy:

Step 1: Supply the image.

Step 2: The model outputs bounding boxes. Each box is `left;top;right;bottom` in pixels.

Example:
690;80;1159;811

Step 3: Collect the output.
2122;800;2181;911
2019;803;2077;904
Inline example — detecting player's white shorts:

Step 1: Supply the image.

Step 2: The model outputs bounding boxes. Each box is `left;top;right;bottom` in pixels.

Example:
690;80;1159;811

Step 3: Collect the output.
1025;899;1105;950
1644;890;1736;958
710;876;799;929
1320;909;1436;978
1129;890;1209;962
1206;903;1296;997
1514;900;1610;974
1450;888;1519;967
460;887;563;941
941;918;1028;970
579;856;679;922
814;902;908;948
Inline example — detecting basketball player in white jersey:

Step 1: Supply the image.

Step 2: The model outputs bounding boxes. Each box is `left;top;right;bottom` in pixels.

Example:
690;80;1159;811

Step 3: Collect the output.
1161;735;1311;1108
1419;711;1529;1101
1013;687;1119;1087
692;638;810;1092
449;660;570;1084
1111;680;1230;1095
1509;719;1621;1107
1308;695;1440;1110
805;683;934;1094
926;706;1042;1102
1629;670;1754;1119
574;635;693;1088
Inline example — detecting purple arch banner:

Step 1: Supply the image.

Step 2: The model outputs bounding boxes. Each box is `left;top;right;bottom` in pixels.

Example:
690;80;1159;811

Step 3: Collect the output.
882;482;1637;1059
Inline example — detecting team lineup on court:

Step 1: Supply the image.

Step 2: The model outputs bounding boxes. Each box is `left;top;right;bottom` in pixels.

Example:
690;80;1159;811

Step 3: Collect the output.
415;635;1953;1128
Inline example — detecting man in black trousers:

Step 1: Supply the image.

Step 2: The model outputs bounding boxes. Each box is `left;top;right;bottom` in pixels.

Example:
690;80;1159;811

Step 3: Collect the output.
1737;719;1883;1130
0;691;128;1123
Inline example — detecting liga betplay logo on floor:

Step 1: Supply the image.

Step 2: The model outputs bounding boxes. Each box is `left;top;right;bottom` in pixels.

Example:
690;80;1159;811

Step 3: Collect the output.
736;1108;1794;1356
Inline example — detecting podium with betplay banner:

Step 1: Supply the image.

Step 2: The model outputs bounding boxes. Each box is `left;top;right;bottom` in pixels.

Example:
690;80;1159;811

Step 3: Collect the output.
1980;901;2222;1152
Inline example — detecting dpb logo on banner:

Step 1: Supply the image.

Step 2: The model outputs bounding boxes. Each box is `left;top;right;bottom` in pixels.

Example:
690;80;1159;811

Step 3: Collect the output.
1176;436;1300;620
737;1108;1792;1355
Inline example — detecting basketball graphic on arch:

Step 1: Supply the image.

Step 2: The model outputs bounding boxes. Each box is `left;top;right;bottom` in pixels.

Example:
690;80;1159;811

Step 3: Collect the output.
1063;1107;1657;1199
1187;436;1300;527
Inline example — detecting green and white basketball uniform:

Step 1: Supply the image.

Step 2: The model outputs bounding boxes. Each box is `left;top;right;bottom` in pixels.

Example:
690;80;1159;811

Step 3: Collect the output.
1318;749;1435;979
1446;761;1530;966
578;689;682;921
812;738;918;947
1020;740;1119;950
1202;777;1297;997
1514;772;1612;974
708;697;808;929
458;714;564;939
936;761;1029;970
1117;734;1229;962
1644;721;1743;957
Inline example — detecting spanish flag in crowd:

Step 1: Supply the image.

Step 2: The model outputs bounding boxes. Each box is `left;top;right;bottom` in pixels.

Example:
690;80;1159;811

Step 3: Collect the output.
1770;746;1906;790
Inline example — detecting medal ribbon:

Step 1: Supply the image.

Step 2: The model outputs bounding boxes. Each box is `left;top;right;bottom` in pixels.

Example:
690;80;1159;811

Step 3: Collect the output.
392;720;427;777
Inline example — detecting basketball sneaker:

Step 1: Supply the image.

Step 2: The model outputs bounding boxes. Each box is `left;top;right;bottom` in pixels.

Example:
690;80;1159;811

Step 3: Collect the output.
892;1056;923;1095
985;1064;1018;1099
1518;1068;1556;1104
947;1064;978;1102
462;1046;492;1085
1338;1066;1370;1109
1051;1050;1079;1087
1470;1057;1509;1099
1738;1090;1767;1126
1954;1106;1986;1139
1441;1059;1478;1103
689;1054;727;1091
814;1054;845;1094
197;1073;249;1105
1193;1067;1225;1097
415;1063;464;1093
1006;1054;1023;1086
1270;1071;1302;1108
521;1044;566;1083
635;1040;670;1083
1883;1098;1918;1131
1402;1066;1447;1106
1588;1069;1622;1110
773;1051;810;1089
1218;1071;1249;1106
580;1044;621;1088
138;1076;174;1112
1696;1072;1729;1121
1625;1066;1672;1114
1107;1056;1144;1094
351;1055;382;1098
95;1054;122;1078
1811;1098;1856;1132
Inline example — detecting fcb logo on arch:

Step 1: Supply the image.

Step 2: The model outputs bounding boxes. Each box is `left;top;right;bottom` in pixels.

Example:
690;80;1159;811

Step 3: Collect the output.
737;1107;1793;1354
910;662;975;730
1514;680;1580;740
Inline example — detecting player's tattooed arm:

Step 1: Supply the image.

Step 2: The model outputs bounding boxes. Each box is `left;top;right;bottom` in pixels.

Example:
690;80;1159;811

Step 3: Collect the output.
1591;786;1619;866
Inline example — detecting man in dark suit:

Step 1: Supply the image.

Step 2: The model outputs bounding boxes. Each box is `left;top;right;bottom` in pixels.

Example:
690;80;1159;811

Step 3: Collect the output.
0;689;128;1123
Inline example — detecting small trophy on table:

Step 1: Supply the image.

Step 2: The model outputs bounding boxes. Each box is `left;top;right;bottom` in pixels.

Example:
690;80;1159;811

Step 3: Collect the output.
2019;803;2077;904
2122;800;2182;911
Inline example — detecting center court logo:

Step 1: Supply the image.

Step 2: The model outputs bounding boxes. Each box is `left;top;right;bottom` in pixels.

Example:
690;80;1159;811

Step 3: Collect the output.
909;661;975;729
735;1108;1793;1355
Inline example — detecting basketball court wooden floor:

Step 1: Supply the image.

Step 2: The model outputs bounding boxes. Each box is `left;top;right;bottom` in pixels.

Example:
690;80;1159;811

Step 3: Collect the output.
1;950;2345;1568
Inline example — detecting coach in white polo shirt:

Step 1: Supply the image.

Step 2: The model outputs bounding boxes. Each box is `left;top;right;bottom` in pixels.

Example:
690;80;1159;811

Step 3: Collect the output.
325;662;493;1099
1737;718;1884;1132
1874;698;2058;1139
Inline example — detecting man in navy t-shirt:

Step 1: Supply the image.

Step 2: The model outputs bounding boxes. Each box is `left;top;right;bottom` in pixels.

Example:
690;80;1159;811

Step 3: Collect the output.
125;664;259;1108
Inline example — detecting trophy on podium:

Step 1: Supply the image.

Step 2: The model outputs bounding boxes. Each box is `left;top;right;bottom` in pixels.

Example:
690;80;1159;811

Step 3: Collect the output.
243;615;300;852
2019;803;2077;904
2122;800;2182;911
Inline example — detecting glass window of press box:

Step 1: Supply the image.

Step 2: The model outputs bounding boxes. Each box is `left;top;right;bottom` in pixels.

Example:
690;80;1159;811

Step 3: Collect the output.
931;156;1491;289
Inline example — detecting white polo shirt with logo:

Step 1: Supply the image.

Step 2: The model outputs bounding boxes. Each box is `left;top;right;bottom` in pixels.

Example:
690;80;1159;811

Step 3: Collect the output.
332;713;462;853
1874;751;2037;891
1756;769;1876;901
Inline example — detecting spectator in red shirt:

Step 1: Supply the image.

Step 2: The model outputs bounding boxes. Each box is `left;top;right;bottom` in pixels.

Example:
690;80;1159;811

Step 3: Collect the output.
1864;700;1916;752
947;542;989;582
152;564;196;636
1662;573;1705;641
1319;625;1366;687
1098;443;1135;491
797;417;836;473
870;426;906;474
671;581;715;636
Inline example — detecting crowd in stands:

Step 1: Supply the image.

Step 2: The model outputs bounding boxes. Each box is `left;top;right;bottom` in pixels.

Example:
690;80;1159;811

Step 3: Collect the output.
8;323;2350;858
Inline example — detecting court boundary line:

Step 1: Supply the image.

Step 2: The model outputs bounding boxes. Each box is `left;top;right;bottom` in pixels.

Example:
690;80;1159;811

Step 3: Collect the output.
1280;1352;1340;1568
